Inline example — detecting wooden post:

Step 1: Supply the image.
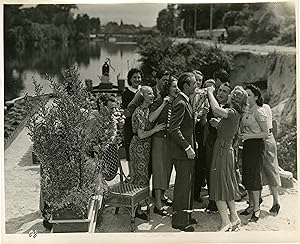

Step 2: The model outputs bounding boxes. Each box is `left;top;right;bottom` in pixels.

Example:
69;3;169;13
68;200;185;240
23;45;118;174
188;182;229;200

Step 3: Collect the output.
194;6;197;38
210;4;213;40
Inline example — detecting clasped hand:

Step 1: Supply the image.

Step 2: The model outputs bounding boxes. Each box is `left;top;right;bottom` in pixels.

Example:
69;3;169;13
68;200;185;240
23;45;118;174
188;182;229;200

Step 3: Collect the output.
163;96;170;104
207;86;215;93
238;133;250;140
154;122;166;132
209;118;220;128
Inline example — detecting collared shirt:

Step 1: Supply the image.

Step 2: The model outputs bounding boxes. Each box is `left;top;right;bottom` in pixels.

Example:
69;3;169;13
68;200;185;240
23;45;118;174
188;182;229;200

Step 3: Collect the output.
241;105;267;134
128;86;139;93
180;92;190;103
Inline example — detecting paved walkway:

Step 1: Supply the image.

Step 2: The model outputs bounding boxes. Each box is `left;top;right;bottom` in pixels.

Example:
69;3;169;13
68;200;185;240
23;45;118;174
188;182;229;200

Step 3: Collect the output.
3;125;299;237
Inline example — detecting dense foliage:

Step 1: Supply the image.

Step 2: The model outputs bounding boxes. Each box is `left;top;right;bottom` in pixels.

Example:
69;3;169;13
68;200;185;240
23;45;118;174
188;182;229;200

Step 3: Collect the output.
4;4;152;53
4;5;79;51
223;3;295;46
26;66;115;218
157;3;295;46
277;124;297;179
138;36;233;86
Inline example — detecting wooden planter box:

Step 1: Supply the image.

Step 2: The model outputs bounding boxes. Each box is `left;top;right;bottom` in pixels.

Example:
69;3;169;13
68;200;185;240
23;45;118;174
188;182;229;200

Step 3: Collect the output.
49;195;102;233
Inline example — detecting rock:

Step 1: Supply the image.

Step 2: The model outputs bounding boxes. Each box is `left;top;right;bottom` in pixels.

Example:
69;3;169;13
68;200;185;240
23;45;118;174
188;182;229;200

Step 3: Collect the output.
229;52;295;107
279;167;294;188
228;51;296;135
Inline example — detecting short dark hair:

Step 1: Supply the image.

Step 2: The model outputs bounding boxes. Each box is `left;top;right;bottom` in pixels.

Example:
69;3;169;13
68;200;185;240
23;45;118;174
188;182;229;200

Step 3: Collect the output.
219;82;233;91
156;70;170;80
127;68;143;86
177;72;195;91
213;68;229;83
245;84;264;106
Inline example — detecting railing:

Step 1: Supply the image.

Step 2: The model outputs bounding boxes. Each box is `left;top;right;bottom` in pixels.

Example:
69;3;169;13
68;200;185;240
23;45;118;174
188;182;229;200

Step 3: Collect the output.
4;94;52;151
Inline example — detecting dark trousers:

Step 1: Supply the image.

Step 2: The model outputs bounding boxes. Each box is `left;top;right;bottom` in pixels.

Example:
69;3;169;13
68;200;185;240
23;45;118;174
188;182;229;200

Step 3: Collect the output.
172;158;195;227
205;133;217;195
194;132;206;199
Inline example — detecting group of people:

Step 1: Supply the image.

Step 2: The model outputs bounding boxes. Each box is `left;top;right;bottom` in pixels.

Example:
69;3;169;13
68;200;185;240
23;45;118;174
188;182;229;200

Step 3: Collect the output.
120;67;281;232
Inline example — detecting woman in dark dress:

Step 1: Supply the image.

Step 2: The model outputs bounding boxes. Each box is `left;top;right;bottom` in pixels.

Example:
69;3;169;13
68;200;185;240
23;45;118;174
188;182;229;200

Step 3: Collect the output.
149;76;179;216
129;86;166;219
121;68;142;178
239;84;269;222
207;85;248;232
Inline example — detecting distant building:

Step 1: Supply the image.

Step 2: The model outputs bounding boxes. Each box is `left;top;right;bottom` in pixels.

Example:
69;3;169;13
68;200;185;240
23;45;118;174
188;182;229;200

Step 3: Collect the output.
89;34;97;39
196;28;227;40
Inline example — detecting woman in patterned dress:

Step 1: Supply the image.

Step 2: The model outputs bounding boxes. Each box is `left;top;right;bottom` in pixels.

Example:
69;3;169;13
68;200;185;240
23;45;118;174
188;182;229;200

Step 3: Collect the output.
207;85;248;232
129;86;166;220
121;68;142;179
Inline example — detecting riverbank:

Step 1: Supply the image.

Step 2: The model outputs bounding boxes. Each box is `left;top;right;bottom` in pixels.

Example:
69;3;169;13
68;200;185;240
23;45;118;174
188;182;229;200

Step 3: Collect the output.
3;124;299;238
172;38;296;55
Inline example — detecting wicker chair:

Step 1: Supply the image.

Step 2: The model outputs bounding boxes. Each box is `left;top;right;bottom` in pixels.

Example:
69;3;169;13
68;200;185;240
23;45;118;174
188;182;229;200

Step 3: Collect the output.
103;146;150;232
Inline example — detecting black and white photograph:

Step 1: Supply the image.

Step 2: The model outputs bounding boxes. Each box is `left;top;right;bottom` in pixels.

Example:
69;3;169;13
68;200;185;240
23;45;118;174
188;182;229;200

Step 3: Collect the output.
2;0;298;243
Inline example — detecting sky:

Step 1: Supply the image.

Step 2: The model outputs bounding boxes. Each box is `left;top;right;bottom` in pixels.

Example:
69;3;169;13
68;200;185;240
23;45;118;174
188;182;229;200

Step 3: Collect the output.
74;4;167;27
22;3;167;27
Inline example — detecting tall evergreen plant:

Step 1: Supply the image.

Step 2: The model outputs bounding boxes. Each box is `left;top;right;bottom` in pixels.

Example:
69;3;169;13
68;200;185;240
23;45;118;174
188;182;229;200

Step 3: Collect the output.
26;66;112;218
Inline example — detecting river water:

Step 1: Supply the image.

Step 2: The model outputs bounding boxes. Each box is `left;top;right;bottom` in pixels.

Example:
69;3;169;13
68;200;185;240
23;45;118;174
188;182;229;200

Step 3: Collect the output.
4;41;141;101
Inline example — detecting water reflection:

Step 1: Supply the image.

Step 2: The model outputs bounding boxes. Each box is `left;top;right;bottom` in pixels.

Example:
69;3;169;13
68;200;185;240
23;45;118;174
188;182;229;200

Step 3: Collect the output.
4;41;140;101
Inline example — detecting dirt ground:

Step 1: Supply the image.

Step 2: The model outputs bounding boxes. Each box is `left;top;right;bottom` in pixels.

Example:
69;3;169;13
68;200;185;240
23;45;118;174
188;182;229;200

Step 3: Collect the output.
3;126;299;240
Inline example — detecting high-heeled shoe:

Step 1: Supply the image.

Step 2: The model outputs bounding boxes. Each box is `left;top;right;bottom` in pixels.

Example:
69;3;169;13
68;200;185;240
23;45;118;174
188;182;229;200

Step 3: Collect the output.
249;209;260;222
153;206;169;216
269;204;280;214
219;223;232;232
231;218;241;231
240;206;253;215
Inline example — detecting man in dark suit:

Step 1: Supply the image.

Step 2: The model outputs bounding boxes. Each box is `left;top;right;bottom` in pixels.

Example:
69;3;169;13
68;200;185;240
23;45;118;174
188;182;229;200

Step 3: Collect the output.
169;72;197;232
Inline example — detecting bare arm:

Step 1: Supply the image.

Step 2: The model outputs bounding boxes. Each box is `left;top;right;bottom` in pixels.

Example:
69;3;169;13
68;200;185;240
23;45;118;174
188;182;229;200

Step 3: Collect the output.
137;123;165;139
149;96;169;122
207;87;228;118
239;109;269;140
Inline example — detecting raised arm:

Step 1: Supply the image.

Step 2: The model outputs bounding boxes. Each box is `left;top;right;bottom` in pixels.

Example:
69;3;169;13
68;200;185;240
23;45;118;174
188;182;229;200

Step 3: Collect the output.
207;86;228;118
149;96;170;122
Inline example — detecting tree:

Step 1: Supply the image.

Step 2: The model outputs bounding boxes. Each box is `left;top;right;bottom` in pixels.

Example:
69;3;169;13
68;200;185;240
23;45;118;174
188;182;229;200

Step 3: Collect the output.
104;21;119;33
74;14;91;36
90;17;101;34
156;5;178;36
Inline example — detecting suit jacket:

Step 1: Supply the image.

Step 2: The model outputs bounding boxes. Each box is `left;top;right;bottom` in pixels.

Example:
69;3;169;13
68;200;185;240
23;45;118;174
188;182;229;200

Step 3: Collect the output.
169;93;195;159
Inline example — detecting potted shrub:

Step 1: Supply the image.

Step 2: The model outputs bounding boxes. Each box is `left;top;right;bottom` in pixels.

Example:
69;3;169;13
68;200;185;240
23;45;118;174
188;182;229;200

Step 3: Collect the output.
25;66;117;233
